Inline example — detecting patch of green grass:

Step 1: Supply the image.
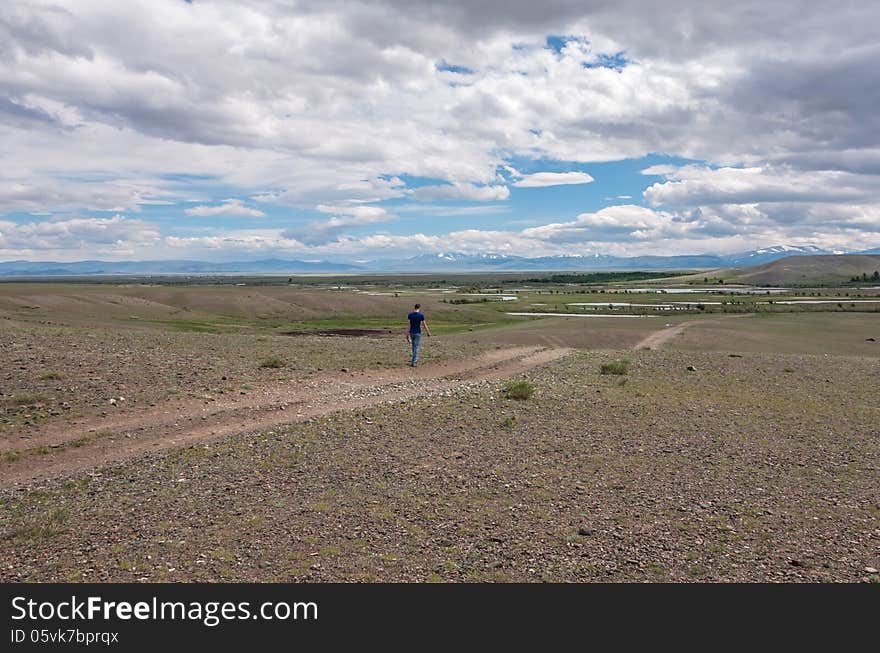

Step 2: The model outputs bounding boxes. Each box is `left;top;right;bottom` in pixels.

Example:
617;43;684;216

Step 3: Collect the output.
1;450;21;463
28;490;55;500
4;393;48;406
211;547;236;562
600;359;630;375
502;380;534;400
14;506;70;542
689;564;708;578
258;356;286;369
500;415;516;428
288;318;400;333
645;562;665;574
152;319;224;333
706;542;725;555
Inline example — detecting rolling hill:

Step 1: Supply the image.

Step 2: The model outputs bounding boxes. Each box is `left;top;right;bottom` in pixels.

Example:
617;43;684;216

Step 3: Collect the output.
720;254;880;286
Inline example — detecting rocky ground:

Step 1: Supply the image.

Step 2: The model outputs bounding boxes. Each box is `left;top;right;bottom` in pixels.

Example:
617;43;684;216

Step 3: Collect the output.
2;347;877;582
0;321;488;441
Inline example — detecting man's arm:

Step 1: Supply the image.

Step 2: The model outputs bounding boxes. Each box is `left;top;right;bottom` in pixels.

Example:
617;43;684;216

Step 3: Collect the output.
423;319;431;336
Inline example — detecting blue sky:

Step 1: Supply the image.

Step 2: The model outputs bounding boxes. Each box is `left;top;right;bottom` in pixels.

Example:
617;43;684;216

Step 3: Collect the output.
1;1;879;262
2;153;697;246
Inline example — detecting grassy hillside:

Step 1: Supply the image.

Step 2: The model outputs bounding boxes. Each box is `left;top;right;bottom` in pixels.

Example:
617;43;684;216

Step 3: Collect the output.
718;254;880;286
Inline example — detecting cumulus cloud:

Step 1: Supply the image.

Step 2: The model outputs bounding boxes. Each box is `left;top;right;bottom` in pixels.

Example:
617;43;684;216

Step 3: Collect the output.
0;175;170;213
512;171;594;188
522;205;675;243
0;215;161;259
184;199;266;218
2;0;880;258
394;203;510;216
148;215;880;261
281;205;394;245
643;166;880;207
409;183;510;202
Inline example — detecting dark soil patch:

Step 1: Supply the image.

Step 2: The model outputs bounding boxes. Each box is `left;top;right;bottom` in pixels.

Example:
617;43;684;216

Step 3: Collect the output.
282;328;392;338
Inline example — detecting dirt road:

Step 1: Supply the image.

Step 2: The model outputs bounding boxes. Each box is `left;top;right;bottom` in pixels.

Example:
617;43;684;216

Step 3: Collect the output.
1;346;571;487
633;314;754;350
634;322;694;350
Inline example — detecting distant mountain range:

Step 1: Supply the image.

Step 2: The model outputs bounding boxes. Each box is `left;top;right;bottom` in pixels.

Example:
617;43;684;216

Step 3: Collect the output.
1;245;876;276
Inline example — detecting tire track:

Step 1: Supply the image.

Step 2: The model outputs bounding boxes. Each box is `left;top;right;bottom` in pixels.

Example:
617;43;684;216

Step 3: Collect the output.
1;346;573;487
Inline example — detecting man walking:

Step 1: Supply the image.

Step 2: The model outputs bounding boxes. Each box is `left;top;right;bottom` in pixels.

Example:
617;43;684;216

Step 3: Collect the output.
406;303;431;366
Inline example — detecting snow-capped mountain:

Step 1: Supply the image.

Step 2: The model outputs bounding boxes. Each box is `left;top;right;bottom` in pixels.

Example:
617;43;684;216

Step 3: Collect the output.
2;246;876;276
725;244;837;266
375;245;858;271
373;252;523;269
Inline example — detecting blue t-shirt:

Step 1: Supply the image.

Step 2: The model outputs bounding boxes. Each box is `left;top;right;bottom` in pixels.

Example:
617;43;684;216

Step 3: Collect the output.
408;311;425;334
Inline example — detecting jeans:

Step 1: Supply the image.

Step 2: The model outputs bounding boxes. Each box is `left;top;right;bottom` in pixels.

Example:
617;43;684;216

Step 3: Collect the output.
410;333;421;365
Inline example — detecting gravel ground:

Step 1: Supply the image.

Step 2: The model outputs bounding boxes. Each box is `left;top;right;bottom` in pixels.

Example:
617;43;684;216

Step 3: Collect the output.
1;348;878;582
0;321;488;439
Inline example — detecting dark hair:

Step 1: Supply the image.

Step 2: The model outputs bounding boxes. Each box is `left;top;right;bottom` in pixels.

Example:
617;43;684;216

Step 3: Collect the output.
414;303;421;309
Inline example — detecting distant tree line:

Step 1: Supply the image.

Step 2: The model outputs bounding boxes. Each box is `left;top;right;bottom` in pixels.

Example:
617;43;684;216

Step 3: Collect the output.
849;271;880;283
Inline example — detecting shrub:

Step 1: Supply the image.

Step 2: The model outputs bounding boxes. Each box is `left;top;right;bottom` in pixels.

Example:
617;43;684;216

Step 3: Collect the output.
259;357;286;369
502;380;534;400
600;359;630;375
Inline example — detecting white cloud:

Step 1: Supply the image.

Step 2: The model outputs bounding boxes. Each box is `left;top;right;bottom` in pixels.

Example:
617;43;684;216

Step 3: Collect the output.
0;215;160;258
0;174;171;213
281;205;394;245
1;1;880;258
144;218;880;261
512;171;594;188
522;205;674;243
394;203;510;216
409;183;510;201
643;165;880;207
315;204;388;219
185;199;265;217
11;210;879;264
640;165;680;176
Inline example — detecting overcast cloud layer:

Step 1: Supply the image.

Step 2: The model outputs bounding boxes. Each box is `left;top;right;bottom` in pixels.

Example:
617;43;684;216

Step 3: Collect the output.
2;0;879;261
